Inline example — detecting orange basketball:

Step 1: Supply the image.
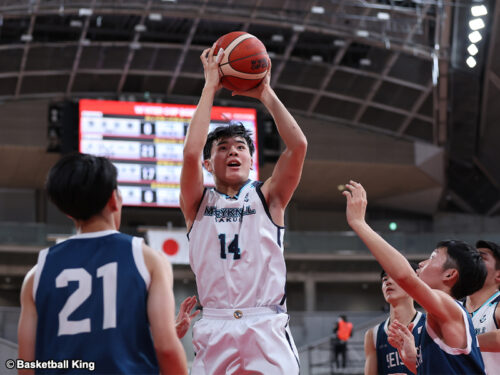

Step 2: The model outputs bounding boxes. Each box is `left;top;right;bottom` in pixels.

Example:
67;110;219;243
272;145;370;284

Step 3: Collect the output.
214;31;270;92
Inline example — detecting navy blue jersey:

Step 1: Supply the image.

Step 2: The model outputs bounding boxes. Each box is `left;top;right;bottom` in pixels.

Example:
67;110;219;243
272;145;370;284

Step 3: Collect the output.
33;230;159;374
374;311;425;375
416;302;485;375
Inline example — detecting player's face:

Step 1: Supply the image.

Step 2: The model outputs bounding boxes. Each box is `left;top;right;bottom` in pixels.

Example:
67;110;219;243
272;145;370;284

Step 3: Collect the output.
417;247;449;289
381;275;410;303
207;136;252;184
477;247;500;287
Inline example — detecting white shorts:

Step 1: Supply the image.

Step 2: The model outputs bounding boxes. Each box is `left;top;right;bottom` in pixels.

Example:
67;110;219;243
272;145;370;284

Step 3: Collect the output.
191;306;300;375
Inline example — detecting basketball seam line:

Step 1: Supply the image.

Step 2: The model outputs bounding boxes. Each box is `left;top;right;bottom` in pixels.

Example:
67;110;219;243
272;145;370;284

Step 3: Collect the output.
219;51;268;68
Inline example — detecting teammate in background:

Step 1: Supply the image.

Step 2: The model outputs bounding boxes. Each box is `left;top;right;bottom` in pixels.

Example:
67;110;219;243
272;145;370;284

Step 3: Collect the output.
343;181;486;375
180;44;307;374
18;153;188;375
463;240;500;374
333;315;353;368
364;267;424;375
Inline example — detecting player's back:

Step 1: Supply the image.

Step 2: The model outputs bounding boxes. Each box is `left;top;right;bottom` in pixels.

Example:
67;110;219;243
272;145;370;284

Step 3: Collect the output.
188;180;287;309
416;302;485;375
34;230;158;374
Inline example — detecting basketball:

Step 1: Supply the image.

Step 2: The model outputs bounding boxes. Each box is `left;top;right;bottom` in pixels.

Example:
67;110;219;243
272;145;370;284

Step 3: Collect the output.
214;31;270;92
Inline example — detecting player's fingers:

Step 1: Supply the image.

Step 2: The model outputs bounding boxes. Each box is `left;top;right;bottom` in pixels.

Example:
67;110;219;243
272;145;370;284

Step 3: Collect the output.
190;310;201;319
342;190;352;202
344;183;355;192
215;48;224;63
208;42;216;61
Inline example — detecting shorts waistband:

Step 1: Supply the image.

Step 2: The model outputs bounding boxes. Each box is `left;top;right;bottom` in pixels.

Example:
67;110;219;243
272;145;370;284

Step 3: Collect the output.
202;306;285;319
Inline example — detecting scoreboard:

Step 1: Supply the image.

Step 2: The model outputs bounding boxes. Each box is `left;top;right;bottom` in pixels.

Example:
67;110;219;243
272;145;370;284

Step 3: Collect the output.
79;99;259;208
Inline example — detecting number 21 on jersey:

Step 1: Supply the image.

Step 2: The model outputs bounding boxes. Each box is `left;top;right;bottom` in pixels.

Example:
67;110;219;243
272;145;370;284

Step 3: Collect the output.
56;262;117;336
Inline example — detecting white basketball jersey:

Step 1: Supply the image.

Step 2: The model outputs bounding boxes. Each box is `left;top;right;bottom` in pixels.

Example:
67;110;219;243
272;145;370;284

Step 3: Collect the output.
188;180;287;309
470;291;500;375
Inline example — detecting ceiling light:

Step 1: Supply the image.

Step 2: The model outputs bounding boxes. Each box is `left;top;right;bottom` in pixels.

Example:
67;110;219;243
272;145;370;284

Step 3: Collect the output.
356;30;369;37
20;34;32;42
360;58;371;66
70;20;83;28
78;8;92;16
377;12;390;20
292;24;305;32
130;42;141;50
134;24;147;32
471;5;487;17
311;55;323;62
467;44;479;56
148;13;162;21
468;31;482;43
311;6;325;14
469;18;485;30
271;34;284;42
333;39;346;47
466;56;477;68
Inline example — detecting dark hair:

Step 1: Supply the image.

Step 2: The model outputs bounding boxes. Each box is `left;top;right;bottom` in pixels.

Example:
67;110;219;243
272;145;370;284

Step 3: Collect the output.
438;240;487;300
381;262;419;279
476;240;500;270
46;153;118;220
203;124;255;160
339;315;348;321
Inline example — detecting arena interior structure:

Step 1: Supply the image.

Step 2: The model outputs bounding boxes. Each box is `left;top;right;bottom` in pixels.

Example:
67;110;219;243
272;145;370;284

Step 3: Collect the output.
0;0;499;373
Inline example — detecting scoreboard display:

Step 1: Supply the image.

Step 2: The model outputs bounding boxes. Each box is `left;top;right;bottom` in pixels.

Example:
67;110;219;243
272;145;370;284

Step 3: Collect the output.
79;99;259;208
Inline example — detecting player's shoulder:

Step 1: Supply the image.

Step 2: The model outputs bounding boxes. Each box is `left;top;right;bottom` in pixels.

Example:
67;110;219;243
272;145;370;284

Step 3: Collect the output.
142;243;172;273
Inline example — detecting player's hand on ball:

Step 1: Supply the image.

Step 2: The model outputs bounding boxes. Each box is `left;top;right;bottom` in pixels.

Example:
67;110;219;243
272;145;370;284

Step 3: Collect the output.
231;68;272;100
201;43;224;92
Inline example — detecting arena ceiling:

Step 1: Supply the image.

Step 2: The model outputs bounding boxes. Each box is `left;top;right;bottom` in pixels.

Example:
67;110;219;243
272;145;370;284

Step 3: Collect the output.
0;0;498;215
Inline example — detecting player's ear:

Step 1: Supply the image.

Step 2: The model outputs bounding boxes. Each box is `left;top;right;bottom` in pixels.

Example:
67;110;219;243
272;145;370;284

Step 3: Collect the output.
107;190;121;212
494;268;500;284
203;159;213;173
444;268;458;283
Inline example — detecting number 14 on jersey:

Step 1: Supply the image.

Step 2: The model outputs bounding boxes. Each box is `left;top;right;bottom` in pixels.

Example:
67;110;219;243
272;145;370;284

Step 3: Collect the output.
218;234;241;260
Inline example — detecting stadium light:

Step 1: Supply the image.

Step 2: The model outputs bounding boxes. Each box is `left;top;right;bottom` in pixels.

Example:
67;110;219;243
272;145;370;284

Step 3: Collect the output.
466;56;477;68
467;44;479;56
468;31;482;43
471;5;488;17
469;18;485;31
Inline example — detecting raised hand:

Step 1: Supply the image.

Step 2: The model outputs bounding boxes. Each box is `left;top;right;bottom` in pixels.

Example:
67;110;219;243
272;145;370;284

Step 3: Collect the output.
231;65;272;101
343;180;368;229
200;44;224;92
175;296;200;339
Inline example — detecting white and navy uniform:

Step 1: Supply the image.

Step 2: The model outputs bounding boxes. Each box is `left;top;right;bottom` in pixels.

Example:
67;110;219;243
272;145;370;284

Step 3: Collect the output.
467;291;500;375
373;311;425;374
33;231;158;374
416;302;485;375
188;180;299;375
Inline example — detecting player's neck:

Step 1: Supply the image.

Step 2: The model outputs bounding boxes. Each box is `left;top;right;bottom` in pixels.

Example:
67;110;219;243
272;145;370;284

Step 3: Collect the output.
466;284;500;312
215;179;249;197
74;214;118;234
390;300;417;326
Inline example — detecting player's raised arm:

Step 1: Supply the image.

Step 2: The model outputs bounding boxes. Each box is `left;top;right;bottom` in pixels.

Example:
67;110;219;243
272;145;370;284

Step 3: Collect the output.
233;71;307;222
343;181;464;329
180;44;224;227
